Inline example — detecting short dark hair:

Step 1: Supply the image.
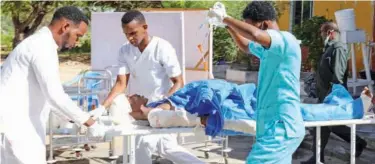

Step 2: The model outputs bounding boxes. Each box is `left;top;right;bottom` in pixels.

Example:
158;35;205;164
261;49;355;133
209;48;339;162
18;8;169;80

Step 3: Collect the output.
51;6;89;25
242;1;277;22
321;21;340;33
121;10;146;25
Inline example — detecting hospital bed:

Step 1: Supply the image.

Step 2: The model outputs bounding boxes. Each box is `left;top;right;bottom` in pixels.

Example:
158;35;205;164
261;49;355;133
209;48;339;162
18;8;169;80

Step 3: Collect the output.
49;112;375;164
107;117;375;164
48;115;375;164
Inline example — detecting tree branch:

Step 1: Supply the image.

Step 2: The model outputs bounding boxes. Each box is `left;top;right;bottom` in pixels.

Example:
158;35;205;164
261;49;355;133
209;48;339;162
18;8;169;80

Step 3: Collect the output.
11;2;20;27
27;13;46;35
20;2;41;29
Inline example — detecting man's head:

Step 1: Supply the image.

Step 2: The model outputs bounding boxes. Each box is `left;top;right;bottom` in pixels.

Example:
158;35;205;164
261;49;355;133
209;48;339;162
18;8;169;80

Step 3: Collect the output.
242;1;278;30
49;6;89;52
121;10;148;47
320;22;340;42
128;94;148;112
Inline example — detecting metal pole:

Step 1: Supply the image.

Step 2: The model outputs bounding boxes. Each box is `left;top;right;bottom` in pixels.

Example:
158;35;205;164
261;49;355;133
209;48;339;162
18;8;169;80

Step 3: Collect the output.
47;111;55;163
350;124;356;164
316;126;321;164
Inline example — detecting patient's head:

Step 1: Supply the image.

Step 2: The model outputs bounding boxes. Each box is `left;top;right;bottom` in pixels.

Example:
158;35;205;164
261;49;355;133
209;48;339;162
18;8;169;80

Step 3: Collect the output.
121;10;148;47
128;94;148;112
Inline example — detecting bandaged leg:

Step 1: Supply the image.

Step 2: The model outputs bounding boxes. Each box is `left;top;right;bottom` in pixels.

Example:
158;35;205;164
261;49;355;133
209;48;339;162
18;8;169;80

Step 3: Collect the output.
360;87;374;117
301;85;374;121
148;108;200;128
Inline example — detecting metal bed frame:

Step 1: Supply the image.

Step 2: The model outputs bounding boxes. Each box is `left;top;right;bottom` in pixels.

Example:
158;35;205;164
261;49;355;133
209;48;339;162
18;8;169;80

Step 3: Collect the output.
47;67;230;163
47;69;114;163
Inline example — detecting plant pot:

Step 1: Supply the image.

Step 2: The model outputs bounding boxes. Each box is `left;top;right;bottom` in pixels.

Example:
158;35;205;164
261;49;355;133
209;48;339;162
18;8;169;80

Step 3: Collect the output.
301;46;312;72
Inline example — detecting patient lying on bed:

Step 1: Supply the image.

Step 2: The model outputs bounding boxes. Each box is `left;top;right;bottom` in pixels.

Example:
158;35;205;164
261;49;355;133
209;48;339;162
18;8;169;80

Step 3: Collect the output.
110;80;374;137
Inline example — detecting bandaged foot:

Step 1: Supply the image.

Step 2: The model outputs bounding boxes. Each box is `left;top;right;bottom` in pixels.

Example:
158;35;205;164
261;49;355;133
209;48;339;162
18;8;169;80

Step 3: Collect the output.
360;87;374;116
148;108;200;128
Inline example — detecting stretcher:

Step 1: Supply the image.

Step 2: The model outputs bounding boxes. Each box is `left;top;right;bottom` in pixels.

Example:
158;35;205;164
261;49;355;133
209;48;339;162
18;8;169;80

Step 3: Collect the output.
97;117;375;164
49;112;375;164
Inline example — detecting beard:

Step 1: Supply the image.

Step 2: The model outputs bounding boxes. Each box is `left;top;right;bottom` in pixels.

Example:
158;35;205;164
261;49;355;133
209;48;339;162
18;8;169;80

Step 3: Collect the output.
58;40;70;52
59;47;70;52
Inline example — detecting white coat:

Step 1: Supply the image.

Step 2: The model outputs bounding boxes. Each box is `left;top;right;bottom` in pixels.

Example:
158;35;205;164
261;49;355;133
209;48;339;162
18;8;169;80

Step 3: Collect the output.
117;36;204;164
0;27;91;164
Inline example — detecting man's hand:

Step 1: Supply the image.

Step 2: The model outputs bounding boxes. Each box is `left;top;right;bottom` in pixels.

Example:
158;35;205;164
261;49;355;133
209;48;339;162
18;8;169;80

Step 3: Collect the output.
89;105;107;120
207;2;228;27
87;121;107;138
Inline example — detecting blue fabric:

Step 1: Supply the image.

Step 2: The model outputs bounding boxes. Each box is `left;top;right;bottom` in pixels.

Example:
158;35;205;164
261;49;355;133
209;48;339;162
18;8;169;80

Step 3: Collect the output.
148;80;366;138
148;79;256;137
301;84;364;121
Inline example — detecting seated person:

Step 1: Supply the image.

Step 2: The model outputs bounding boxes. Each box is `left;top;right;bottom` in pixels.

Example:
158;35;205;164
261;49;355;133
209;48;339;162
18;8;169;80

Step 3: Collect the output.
110;79;374;137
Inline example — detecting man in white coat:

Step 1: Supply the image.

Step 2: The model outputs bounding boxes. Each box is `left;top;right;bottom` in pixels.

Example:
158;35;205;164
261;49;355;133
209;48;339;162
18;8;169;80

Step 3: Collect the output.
100;10;204;164
0;6;104;164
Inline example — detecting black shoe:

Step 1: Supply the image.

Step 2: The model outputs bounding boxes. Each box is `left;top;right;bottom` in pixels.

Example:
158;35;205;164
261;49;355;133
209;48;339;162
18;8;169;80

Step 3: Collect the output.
356;141;367;157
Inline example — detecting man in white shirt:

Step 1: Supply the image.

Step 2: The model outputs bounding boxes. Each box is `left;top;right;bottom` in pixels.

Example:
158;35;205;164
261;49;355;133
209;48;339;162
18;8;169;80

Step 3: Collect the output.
0;6;104;164
100;10;204;164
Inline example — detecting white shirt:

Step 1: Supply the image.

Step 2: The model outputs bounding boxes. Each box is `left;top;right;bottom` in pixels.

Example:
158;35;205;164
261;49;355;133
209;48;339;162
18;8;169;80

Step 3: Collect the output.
0;27;90;155
117;36;181;102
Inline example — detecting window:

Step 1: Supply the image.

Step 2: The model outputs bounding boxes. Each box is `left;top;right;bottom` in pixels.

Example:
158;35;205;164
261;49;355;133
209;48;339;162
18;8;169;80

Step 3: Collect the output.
289;1;313;31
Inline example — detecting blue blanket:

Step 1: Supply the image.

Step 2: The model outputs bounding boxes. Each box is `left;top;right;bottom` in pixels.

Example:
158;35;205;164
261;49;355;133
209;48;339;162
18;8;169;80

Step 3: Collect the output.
148;80;364;137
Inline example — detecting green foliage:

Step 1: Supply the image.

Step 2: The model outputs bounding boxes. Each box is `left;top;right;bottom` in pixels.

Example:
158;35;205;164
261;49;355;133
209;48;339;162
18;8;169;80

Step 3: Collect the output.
1;0;286;61
1;15;14;50
292;16;331;70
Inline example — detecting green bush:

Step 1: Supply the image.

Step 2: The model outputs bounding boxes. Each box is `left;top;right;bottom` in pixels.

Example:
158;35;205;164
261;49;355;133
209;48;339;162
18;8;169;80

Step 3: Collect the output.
292;16;331;71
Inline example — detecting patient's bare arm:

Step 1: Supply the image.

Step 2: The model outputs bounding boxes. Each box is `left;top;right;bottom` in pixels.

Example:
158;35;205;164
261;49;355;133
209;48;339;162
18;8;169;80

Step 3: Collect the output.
140;101;174;118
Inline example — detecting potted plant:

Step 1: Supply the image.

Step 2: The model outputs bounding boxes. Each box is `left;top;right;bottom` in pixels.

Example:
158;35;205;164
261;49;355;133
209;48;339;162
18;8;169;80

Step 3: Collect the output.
292;16;331;72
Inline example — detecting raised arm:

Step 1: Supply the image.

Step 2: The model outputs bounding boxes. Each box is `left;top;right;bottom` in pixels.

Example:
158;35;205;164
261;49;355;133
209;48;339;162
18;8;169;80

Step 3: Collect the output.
223;17;271;48
208;2;272;48
226;26;250;54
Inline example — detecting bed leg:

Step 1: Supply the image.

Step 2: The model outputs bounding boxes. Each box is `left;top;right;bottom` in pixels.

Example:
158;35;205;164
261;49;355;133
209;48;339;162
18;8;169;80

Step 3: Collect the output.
350;124;356;164
47;112;56;164
316;126;321;164
122;136;129;164
129;135;135;164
